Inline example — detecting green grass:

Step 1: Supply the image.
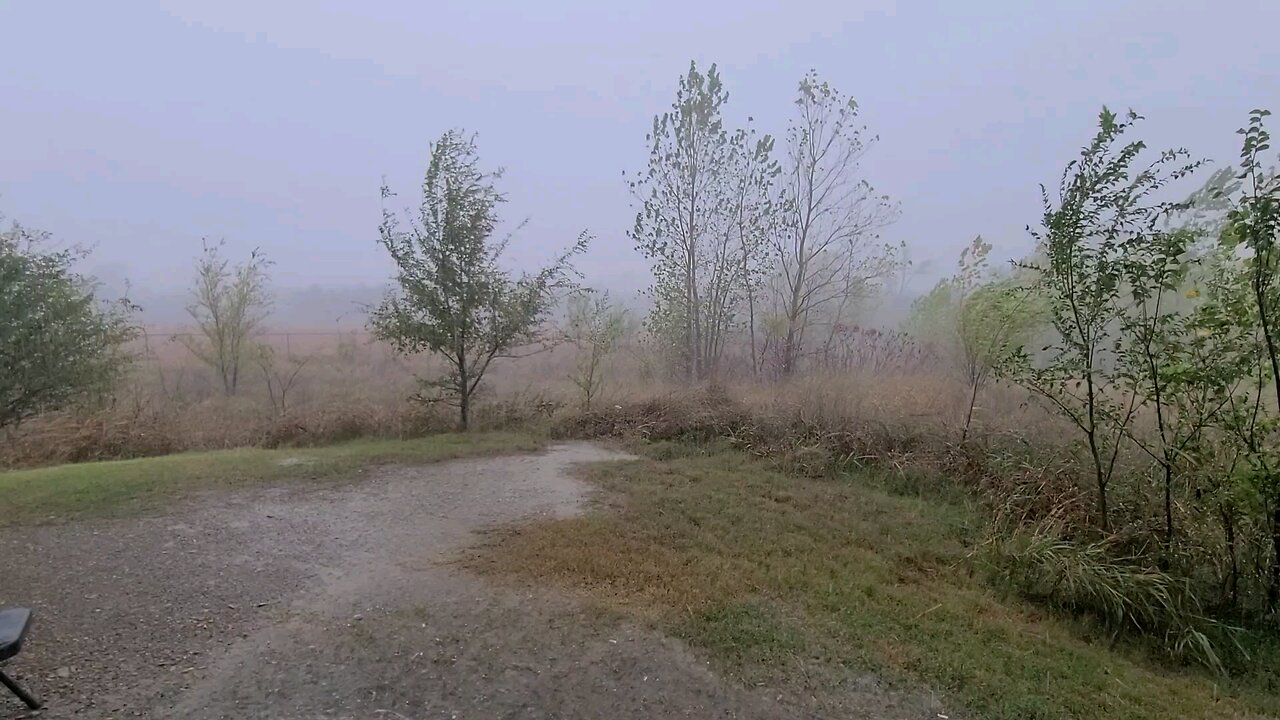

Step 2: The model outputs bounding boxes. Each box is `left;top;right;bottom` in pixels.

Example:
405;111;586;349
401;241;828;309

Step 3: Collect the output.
0;431;543;526
478;442;1280;720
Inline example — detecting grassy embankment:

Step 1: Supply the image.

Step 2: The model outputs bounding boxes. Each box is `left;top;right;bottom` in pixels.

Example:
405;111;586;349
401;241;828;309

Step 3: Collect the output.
0;431;542;526
477;440;1280;720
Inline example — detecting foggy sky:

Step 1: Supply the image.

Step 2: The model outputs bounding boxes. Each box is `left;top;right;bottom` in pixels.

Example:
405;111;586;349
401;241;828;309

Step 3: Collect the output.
2;1;1277;304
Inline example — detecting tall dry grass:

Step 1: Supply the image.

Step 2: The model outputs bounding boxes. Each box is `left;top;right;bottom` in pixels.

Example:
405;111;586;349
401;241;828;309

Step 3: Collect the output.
4;323;1059;468
1;329;579;466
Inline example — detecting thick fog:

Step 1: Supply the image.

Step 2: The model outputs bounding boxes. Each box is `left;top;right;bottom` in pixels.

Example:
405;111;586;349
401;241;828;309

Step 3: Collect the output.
2;0;1277;326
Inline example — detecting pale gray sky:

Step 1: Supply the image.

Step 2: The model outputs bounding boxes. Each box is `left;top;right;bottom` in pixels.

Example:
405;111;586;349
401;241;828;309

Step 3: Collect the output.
2;1;1277;302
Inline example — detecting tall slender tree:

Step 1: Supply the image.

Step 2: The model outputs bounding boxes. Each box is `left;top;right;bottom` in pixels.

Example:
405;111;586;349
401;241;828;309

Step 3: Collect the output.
630;62;774;381
774;70;900;375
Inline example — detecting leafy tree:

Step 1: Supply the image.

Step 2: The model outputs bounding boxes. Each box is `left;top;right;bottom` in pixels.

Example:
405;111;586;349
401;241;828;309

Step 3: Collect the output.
0;218;134;431
1111;225;1251;552
906;237;1042;441
565;290;627;410
1215;109;1280;607
630;61;774;381
179;241;272;396
1002;108;1200;532
773;70;901;375
370;130;588;430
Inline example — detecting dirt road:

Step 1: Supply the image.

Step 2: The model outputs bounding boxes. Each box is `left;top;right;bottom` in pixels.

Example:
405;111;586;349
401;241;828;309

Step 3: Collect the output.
0;443;856;719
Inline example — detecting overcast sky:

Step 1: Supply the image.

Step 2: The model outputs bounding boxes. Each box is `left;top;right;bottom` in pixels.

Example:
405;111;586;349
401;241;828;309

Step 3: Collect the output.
2;1;1277;302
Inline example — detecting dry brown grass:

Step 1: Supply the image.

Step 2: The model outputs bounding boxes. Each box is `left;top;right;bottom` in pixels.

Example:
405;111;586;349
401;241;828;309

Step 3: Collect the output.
6;325;1069;484
2;329;583;467
554;377;1078;510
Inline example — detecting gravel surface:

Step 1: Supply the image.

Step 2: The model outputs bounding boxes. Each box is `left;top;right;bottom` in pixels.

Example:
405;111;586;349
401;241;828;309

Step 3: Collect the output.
0;443;940;719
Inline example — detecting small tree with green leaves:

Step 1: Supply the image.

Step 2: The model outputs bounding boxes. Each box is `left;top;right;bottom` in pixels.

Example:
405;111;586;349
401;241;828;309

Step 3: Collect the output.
629;61;776;382
179;241;272;396
1002;108;1200;532
906;236;1041;441
1110;223;1255;554
1215;109;1280;608
565;291;627;410
370;130;588;430
0;218;135;431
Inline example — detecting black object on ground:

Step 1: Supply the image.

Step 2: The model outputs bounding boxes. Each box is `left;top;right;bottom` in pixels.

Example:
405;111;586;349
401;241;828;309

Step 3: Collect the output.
0;607;42;709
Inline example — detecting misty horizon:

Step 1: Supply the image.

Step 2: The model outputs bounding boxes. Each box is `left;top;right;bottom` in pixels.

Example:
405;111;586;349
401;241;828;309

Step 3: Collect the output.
4;1;1278;308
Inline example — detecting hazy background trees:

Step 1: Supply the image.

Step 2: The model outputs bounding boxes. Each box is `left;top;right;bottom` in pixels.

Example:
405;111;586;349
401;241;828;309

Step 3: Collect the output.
631;65;903;381
565;290;627;410
906;236;1042;441
178;241;272;396
629;62;766;382
772;70;901;376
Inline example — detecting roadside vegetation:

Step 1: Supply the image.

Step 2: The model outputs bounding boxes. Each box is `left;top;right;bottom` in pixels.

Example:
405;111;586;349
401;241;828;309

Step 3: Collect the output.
0;431;540;527
476;435;1280;720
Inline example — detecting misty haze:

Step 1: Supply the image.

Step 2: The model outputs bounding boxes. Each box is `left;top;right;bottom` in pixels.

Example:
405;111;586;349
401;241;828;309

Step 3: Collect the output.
2;2;1280;719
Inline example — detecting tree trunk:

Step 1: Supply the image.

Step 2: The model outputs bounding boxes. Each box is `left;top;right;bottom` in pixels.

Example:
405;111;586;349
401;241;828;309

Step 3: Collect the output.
961;380;980;443
1095;470;1109;534
1083;369;1108;533
781;315;801;376
457;348;471;432
1269;495;1280;612
1221;505;1238;610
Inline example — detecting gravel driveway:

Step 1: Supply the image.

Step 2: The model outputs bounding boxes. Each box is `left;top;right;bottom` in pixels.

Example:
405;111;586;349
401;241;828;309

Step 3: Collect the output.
0;443;841;719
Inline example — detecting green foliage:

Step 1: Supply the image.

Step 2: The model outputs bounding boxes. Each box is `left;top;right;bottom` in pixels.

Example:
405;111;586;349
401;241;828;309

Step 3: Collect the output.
906;236;1042;439
565;290;627;410
993;106;1280;648
1002;108;1202;532
0;218;135;430
371;130;588;429
903;276;953;341
984;528;1236;673
629;61;778;381
178;241;272;396
1212;108;1280;610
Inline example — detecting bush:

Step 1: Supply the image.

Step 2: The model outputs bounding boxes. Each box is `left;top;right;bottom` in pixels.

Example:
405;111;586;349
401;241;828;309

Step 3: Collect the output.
981;528;1240;673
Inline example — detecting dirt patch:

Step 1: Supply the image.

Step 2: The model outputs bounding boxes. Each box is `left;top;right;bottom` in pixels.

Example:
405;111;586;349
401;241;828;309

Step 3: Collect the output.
0;443;930;719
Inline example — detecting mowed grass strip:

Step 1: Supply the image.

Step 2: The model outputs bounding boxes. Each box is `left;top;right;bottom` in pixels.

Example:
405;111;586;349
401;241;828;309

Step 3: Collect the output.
0;431;542;526
475;442;1280;720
